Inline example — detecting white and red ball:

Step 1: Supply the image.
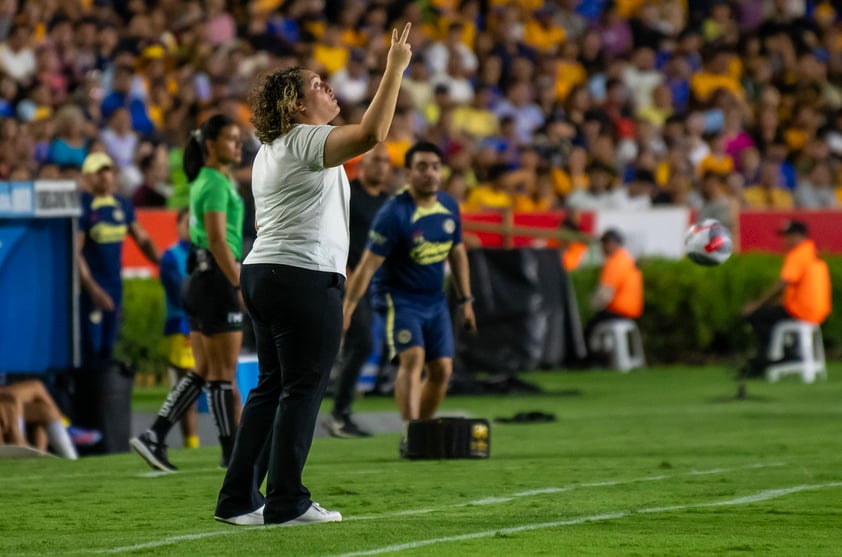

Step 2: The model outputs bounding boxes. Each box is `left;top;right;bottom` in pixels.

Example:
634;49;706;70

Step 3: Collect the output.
684;219;733;266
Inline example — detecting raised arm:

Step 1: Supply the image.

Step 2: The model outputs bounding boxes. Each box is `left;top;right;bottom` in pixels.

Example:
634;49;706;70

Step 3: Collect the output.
323;23;413;168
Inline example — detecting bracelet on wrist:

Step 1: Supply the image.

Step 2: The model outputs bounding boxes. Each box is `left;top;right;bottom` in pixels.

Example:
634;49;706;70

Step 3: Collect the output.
232;284;241;290
458;296;474;305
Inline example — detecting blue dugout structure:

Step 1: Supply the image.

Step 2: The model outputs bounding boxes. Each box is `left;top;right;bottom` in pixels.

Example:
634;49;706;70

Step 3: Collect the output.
0;180;81;376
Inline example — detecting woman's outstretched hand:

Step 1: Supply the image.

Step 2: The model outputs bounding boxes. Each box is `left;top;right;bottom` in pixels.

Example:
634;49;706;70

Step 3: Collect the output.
387;22;413;72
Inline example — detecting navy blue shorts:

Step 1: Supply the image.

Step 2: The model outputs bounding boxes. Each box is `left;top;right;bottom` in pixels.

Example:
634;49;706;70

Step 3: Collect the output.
378;295;454;362
80;292;121;367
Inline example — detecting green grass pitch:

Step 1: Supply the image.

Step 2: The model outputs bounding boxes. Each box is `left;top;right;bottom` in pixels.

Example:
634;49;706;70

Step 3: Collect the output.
2;365;841;556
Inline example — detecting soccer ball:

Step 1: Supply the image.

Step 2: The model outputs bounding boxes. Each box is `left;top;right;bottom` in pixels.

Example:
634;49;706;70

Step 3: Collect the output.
684;219;733;266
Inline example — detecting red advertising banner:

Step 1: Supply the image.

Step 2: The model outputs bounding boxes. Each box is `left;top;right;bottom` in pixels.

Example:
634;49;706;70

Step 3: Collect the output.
123;209;178;278
739;210;842;254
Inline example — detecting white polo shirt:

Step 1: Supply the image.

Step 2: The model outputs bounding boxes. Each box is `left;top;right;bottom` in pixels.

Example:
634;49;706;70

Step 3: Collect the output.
245;124;350;276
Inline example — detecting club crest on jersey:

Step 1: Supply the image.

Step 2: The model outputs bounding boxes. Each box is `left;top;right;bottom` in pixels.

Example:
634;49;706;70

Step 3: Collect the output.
443;219;455;234
113;208;124;222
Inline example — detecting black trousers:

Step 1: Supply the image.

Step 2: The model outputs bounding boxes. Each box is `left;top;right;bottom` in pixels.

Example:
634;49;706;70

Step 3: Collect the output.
332;293;373;418
216;264;344;523
746;304;792;368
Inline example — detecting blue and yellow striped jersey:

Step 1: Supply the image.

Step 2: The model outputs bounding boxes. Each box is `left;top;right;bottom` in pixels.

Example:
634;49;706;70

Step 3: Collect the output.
80;191;135;297
367;190;462;307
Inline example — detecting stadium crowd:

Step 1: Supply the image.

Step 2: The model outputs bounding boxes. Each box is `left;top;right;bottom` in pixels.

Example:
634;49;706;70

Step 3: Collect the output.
0;0;840;229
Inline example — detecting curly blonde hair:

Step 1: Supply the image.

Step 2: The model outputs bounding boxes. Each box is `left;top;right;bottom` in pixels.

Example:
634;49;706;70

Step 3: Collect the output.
249;67;305;144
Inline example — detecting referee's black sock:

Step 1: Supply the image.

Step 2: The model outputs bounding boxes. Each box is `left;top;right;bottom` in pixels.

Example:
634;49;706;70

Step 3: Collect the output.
207;380;237;466
149;371;205;443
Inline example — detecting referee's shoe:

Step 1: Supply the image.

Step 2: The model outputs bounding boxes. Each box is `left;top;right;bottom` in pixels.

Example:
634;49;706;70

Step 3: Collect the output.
130;432;177;472
327;414;372;439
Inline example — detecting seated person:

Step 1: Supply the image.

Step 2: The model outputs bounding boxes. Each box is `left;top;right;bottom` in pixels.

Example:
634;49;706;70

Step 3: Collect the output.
741;220;831;377
0;380;79;459
584;229;644;364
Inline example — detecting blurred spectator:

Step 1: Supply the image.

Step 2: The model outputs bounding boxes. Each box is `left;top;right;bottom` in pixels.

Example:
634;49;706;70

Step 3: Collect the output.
744;161;795;209
431;49;475;105
494;82;544;145
794;162;839;209
0;23;36;82
402;57;435;113
427;21;478;76
101;107;139;174
131;150;171;208
552;145;588;198
523;6;566;56
653;174;696;207
0;380;79;459
584;229;643;364
465;162;513;212
618;169;655;210
331;48;369;105
443;170;468;212
698;133;735;176
47;105;88;168
205;0;237;46
100;55;154;138
698;172;738;231
624;47;662;111
314;23;349;76
514;168;557;212
741;220;831;377
452;84;499;139
638;84;673;127
567;161;618;210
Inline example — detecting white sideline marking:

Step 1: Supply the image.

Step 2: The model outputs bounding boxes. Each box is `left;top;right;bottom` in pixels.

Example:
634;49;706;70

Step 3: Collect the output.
328;482;842;557
0;467;224;484
347;462;784;521
89;462;783;554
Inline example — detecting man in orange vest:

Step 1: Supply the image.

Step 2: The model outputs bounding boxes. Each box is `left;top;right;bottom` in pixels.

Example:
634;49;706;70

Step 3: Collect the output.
741;220;832;377
584;229;644;365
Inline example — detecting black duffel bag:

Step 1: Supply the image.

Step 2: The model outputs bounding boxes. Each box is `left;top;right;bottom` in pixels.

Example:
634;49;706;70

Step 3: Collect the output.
404;417;490;460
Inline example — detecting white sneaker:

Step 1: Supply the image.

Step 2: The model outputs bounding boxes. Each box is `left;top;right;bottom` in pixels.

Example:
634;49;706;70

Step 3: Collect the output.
214;504;265;526
282;502;342;526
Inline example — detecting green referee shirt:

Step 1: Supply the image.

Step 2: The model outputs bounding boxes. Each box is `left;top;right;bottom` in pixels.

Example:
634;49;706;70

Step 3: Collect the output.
189;166;245;260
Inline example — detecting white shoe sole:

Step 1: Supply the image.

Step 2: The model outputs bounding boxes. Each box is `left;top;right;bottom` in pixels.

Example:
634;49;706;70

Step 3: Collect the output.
129;437;175;473
215;505;265;526
280;506;342;526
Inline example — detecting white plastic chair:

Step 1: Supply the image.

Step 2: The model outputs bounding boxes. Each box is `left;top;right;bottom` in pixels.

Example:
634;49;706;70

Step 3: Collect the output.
589;319;645;372
765;320;826;383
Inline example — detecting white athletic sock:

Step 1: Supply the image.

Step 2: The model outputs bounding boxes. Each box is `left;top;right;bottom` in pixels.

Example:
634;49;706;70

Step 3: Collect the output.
46;421;78;460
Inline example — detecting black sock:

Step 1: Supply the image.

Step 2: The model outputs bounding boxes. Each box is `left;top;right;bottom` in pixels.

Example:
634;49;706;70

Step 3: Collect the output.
150;371;205;442
207;380;237;463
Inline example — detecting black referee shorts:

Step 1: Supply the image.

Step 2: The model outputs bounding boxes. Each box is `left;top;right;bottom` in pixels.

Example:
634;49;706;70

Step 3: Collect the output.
182;261;243;336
